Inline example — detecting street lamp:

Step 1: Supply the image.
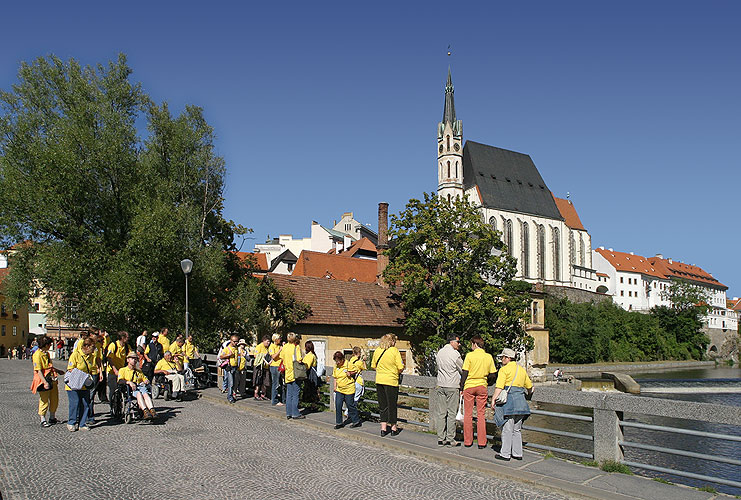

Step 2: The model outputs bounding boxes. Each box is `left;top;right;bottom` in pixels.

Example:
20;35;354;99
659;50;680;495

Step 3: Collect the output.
180;259;193;338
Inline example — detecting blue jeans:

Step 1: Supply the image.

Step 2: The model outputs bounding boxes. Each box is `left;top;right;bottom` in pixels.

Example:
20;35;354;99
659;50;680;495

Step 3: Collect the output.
67;389;91;428
224;367;235;402
270;366;282;405
286;381;301;417
335;392;359;425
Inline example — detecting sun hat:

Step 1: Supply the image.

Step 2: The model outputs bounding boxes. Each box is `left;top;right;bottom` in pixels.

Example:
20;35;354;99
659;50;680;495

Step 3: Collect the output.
496;348;517;359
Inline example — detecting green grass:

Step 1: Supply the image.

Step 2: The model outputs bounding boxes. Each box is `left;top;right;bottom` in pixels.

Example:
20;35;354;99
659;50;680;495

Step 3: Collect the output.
543;451;555;459
697;485;717;493
652;478;672;485
579;460;599;467
599;461;633;474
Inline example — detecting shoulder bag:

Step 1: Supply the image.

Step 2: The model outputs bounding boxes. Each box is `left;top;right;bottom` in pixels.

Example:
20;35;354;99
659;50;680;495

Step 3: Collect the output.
495;363;519;405
292;345;307;381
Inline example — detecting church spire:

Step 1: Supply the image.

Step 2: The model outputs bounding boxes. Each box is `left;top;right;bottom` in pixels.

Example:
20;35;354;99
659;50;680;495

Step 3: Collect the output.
443;66;456;125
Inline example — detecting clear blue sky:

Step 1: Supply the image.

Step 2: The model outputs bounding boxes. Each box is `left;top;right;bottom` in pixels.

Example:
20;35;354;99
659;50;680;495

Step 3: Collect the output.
2;1;739;297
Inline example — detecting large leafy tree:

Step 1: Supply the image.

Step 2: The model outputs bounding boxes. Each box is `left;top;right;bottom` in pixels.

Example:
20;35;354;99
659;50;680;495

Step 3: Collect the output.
0;54;255;349
383;193;532;371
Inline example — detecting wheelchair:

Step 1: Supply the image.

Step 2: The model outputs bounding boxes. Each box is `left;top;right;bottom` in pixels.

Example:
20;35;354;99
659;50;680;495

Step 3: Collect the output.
186;357;210;389
113;383;147;424
151;374;173;400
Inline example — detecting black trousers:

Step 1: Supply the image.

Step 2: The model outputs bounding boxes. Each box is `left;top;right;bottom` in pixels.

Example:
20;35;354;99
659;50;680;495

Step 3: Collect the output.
376;383;399;425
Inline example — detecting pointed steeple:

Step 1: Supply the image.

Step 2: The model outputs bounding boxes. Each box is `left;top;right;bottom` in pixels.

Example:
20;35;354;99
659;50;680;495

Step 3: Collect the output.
443;66;456;125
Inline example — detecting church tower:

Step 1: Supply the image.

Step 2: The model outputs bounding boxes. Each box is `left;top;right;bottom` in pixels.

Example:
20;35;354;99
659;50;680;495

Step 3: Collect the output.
437;67;464;203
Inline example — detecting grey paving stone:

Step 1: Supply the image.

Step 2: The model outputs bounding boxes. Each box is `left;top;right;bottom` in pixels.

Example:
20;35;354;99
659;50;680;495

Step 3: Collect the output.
586;473;715;500
524;457;605;483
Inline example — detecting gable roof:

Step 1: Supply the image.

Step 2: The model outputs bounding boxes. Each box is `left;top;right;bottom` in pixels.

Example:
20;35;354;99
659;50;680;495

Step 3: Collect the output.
235;252;268;272
647;256;726;290
463;141;563;220
269;273;404;327
340;237;377;259
554;197;586;231
291;250;377;283
594;248;663;278
268;249;298;272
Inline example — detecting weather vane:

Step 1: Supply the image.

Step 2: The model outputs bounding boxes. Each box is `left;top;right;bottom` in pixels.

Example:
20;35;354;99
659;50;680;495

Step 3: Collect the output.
447;45;452;56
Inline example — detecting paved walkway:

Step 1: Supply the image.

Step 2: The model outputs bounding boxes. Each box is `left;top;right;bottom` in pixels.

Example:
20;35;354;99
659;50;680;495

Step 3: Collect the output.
1;359;565;500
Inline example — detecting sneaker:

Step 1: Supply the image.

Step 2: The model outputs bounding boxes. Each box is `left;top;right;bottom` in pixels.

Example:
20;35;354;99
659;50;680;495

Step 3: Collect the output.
276;402;284;406
334;424;344;429
79;426;90;431
494;454;511;461
447;441;461;447
512;456;523;461
293;415;305;420
40;421;51;428
48;418;58;425
286;416;292;420
350;421;362;428
438;440;445;446
67;424;77;432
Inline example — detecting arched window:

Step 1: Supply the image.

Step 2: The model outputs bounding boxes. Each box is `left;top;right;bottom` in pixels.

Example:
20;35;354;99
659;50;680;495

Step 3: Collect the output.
521;222;530;277
537;225;545;280
447;193;451;204
569;230;575;265
447;161;450;178
455;161;458;178
553;227;561;281
447;135;450;152
489;216;497;231
580;238;585;267
505;219;513;256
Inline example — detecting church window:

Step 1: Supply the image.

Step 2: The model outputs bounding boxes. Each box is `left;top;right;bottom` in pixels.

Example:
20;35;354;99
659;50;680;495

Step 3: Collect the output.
569;231;575;265
489;217;497;231
537;225;545;280
447;161;450;178
455;161;458;178
504;219;513;256
439;144;444;154
521;222;530;277
552;227;561;281
447;135;450;152
580;238;585;267
447;194;451;204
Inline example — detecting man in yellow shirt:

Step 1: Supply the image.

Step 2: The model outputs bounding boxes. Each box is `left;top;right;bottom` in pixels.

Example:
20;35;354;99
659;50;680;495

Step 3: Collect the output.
154;351;185;401
460;335;496;448
218;334;239;403
169;336;186;371
106;331;130;413
183;334;198;371
268;334;283;406
158;328;171;353
119;352;156;419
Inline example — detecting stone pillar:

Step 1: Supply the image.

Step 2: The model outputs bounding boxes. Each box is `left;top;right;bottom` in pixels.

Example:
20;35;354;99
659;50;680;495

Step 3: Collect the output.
427;387;438;433
593;408;624;463
328;375;336;409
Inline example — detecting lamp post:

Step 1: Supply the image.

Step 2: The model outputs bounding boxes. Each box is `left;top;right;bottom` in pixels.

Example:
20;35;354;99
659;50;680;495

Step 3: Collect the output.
180;259;193;338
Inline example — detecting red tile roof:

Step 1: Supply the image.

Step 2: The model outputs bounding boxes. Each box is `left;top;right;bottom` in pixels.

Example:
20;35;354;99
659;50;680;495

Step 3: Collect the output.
647;256;726;290
235;252;268;272
269;273;404;327
339;237;377;258
596;272;609;278
292;250;377;283
553;197;586;231
595;248;663;278
726;298;741;311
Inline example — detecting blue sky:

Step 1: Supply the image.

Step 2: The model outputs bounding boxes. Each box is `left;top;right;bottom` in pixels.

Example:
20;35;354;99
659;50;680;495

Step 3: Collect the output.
1;1;739;297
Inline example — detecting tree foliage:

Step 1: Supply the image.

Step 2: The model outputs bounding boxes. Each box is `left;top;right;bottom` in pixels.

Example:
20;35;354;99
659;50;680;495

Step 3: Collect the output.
383;193;533;370
0;54;265;350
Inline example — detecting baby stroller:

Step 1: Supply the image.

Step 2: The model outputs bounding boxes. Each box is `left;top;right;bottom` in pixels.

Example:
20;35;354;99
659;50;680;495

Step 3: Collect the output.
113;383;147;424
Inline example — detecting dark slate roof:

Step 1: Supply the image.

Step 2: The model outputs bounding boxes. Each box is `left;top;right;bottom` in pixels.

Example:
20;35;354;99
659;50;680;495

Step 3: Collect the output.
463;141;563;220
268;249;297;272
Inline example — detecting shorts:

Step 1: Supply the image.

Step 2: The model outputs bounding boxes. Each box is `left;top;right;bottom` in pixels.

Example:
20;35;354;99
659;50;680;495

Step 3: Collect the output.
133;383;151;396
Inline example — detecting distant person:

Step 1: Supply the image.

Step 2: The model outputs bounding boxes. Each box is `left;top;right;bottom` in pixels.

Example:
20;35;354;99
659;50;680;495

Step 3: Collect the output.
218;335;239;403
55;339;64;360
434;334;463;446
31;336;64;427
301;340;319;408
253;336;271;400
158;327;171;353
278;332;305;420
371;333;404;437
460;335;496;449
136;330;148;350
142;332;163;381
155;351;186;401
332;351;360;429
493;348;533;461
234;339;249;399
268;334;283;406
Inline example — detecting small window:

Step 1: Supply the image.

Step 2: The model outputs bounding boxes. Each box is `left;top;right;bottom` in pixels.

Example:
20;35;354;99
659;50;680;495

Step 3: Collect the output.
620;277;624;284
1;325;5;336
12;326;17;336
620;290;624;296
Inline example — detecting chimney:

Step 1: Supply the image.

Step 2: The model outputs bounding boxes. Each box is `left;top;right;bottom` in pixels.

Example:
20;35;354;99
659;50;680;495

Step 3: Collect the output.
655;253;663;259
630;251;634;255
377;202;389;287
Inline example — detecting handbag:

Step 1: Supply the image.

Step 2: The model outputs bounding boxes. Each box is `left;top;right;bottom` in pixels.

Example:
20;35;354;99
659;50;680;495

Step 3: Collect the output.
292;345;307;381
64;368;93;391
278;360;285;374
495;363;519;405
455;394;464;422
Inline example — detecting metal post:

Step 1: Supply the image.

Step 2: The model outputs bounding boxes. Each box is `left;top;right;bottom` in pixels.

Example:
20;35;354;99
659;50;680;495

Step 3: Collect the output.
184;272;189;338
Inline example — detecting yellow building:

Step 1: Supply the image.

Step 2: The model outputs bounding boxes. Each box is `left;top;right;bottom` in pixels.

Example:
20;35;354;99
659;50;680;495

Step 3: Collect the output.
0;268;30;354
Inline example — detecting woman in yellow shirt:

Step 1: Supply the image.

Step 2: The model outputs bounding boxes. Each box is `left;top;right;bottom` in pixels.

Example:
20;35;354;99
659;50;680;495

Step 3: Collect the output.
492;348;533;461
31;336;64;428
301;340;319;407
118;352;156;419
278;332;305;420
332;351;361;429
371;333;404;436
460;336;497;448
268;333;283;406
66;338;97;431
252;336;271;400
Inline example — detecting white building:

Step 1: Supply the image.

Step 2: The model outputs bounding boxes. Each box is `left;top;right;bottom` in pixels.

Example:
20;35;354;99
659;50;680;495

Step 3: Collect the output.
436;68;596;289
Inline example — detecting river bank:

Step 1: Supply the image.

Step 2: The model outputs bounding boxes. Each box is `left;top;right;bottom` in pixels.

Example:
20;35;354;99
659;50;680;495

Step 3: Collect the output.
548;360;718;377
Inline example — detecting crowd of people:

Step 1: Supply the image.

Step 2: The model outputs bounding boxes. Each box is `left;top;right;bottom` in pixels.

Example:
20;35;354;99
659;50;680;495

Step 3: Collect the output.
29;328;201;430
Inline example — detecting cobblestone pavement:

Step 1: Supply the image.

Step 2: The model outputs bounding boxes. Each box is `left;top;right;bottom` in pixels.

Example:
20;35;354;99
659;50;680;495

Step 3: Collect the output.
0;359;568;500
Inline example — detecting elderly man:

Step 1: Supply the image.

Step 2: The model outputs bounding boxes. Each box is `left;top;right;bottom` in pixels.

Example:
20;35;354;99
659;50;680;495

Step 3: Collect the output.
434;334;463;446
154;351;185;401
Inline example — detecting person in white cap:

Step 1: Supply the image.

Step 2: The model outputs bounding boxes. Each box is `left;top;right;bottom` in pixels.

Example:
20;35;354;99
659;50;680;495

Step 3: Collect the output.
492;348;533;461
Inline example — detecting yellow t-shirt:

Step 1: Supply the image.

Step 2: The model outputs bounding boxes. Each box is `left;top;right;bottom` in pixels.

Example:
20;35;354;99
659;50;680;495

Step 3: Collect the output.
106;341;129;373
237;347;247;370
118;366;147;385
184;340;197;361
495;361;532;390
32;349;52;372
221;344;239;367
158;335;171;353
347;355;365;386
462;348;497;390
303;352;317;370
155;359;179;373
268;343;281;367
170;342;185;370
66;351;96;391
333;365;355;395
371;347;404;387
279;343;303;384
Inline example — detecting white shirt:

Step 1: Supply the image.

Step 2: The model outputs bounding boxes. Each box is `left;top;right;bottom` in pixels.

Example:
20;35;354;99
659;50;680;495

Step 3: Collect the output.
136;335;147;348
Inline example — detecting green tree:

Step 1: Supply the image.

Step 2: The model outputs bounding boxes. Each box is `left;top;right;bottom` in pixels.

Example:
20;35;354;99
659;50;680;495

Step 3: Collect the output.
0;54;253;350
383;193;532;372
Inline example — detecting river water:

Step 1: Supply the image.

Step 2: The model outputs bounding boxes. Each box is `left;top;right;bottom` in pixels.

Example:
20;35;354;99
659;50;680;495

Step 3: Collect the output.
529;366;741;495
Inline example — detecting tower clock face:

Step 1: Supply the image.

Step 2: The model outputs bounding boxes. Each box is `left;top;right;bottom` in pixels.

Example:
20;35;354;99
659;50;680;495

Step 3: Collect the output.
439;144;444;153
454;143;460;152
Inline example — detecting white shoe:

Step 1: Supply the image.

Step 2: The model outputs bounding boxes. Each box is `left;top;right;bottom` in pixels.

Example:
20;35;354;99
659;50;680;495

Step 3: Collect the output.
67;424;77;432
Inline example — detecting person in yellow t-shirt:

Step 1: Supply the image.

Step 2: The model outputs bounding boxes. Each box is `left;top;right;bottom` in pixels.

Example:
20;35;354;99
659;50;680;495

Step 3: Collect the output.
300;340;319;406
155;351;185;401
170;337;185;371
218;334;239;403
493;348;533;461
460;336;497;448
32;336;64;427
268;333;283;406
253;336;271;400
371;333;404;436
158;328;171;353
118;352;156;419
183;334;198;371
347;346;366;402
278;332;305;420
66;339;97;431
106;331;130;405
233;339;249;399
332;351;360;428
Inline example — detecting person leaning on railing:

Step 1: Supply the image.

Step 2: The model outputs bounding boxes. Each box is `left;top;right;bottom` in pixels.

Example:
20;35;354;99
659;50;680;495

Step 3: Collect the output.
492;348;533;461
371;333;405;437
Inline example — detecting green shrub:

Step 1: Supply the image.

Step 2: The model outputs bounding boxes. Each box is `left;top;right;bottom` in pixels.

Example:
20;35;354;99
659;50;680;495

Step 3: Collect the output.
599;460;633;474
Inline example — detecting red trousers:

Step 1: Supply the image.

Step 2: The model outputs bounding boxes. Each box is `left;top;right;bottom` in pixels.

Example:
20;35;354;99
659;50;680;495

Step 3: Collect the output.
463;385;488;446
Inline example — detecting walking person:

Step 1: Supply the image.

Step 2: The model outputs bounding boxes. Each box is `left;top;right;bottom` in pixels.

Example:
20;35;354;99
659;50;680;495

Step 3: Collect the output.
218;334;239;403
31;336;64;428
268;333;283;406
434;334;463;446
66;338;96;431
332;351;361;428
253;336;271;400
371;333;404;437
460;336;497;448
493;348;533;461
278;332;305;420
